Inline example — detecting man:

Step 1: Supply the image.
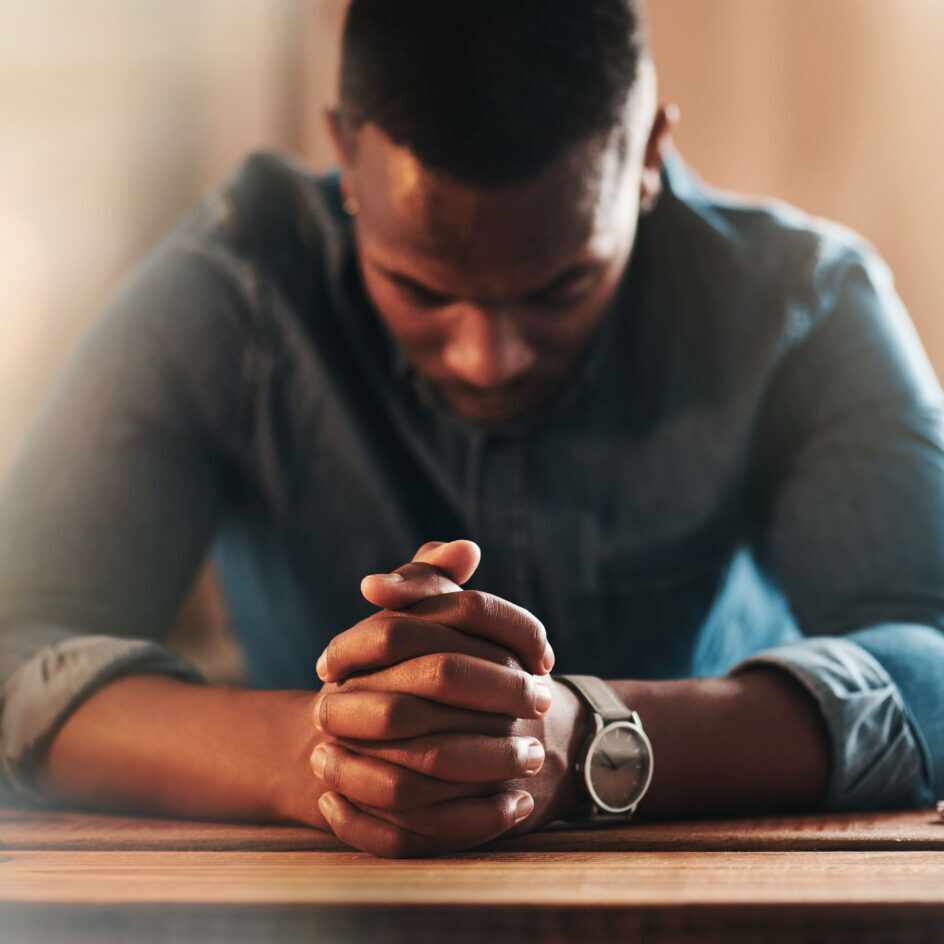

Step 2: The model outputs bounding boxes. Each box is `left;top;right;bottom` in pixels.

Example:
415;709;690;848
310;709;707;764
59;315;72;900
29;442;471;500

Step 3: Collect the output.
1;0;942;858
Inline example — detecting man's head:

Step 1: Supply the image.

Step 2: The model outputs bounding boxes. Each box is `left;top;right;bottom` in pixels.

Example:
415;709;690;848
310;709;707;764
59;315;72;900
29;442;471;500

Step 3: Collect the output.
328;0;672;426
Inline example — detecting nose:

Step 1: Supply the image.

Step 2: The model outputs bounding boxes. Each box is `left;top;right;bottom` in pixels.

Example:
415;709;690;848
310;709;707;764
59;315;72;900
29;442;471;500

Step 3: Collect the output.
441;305;537;389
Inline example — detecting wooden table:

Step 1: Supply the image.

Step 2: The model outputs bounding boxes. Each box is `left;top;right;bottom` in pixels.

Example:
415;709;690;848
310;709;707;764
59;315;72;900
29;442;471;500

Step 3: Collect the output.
2;805;944;943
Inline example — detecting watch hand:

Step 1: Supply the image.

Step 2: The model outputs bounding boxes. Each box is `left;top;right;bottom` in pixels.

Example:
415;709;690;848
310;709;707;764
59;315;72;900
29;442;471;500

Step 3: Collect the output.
598;750;617;769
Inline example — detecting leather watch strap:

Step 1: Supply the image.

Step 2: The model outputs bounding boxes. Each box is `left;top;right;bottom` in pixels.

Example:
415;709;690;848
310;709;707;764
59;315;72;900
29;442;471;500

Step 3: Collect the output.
555;674;630;722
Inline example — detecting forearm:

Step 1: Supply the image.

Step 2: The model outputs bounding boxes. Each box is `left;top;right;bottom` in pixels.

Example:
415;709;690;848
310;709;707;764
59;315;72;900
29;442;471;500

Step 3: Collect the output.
33;673;327;829
606;668;830;818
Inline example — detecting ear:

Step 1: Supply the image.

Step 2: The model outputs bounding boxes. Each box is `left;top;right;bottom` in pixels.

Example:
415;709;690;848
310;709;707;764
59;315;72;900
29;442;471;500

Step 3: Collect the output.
640;104;678;213
323;107;360;213
323;107;356;168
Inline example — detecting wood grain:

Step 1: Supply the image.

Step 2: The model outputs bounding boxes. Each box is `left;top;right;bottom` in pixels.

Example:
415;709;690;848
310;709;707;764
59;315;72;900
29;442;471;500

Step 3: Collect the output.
2;805;941;852
3;849;944;906
3;808;944;943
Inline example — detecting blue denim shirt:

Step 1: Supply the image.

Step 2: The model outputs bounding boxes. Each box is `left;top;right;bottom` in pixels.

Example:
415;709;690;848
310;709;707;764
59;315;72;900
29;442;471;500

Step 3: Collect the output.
1;151;942;811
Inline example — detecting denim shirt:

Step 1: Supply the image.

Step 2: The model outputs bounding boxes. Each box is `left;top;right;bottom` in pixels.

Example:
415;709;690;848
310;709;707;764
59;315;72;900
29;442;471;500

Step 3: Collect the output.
1;151;942;810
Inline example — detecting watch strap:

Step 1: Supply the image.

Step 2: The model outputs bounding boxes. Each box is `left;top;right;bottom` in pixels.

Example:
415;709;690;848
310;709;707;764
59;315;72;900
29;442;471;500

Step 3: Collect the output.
555;674;630;722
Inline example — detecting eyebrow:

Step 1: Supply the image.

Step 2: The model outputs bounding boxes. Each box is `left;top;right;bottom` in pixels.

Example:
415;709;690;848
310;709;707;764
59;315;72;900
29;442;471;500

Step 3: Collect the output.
371;259;605;302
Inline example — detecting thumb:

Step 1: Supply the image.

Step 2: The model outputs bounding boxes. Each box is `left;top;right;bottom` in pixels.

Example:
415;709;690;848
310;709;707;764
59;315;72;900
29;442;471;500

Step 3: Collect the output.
360;539;481;610
411;539;481;584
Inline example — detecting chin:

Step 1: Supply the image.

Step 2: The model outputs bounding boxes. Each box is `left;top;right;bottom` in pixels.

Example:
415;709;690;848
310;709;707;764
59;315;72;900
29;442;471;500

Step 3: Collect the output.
449;390;545;426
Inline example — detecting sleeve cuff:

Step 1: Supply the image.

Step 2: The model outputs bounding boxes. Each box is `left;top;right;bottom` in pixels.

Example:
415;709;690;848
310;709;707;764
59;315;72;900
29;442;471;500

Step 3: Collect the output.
0;630;207;805
729;636;931;810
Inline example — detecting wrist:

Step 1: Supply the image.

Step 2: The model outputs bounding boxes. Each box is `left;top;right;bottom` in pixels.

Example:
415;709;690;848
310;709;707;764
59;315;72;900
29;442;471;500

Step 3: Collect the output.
271;690;331;831
555;675;654;820
540;679;589;823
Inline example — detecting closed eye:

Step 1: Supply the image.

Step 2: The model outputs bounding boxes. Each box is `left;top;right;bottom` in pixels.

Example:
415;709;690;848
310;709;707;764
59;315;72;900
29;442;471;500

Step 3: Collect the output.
398;280;453;308
525;267;601;306
378;268;454;308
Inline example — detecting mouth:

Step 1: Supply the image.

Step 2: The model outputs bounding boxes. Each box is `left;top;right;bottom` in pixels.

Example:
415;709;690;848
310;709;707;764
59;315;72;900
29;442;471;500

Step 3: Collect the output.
437;378;552;424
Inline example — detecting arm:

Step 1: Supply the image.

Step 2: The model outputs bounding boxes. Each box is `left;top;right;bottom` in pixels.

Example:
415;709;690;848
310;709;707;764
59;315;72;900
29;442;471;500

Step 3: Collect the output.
0;243;246;803
33;673;326;827
315;254;944;854
739;247;944;809
311;546;830;855
31;542;551;854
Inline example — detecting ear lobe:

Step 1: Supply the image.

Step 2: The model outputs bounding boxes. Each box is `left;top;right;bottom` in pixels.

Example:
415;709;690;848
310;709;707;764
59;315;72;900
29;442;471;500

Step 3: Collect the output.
639;168;662;214
639;104;679;213
644;104;678;169
323;107;361;214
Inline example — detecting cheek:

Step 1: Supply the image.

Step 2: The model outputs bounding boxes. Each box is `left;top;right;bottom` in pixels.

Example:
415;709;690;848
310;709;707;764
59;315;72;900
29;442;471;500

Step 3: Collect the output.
360;272;448;360
527;285;618;355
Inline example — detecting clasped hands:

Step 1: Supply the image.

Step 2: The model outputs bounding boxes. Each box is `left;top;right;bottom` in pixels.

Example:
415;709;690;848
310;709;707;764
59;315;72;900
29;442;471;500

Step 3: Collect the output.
310;540;582;857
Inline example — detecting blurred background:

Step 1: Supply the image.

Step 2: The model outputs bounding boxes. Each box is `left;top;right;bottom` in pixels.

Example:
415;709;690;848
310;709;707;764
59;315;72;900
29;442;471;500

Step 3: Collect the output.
4;0;942;681
3;0;944;478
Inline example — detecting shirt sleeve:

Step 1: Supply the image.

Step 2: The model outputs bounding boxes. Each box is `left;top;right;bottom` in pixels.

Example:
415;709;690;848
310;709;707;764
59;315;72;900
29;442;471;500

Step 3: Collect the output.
729;634;932;809
0;630;206;805
743;240;944;810
0;231;252;801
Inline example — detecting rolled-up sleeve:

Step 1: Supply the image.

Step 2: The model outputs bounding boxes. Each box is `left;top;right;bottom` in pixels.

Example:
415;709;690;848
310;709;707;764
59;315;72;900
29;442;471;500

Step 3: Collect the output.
0;234;251;803
0;629;206;804
748;241;944;812
730;633;932;810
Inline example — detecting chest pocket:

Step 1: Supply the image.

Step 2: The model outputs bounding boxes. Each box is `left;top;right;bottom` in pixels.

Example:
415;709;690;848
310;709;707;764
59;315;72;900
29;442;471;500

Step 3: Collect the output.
573;552;730;680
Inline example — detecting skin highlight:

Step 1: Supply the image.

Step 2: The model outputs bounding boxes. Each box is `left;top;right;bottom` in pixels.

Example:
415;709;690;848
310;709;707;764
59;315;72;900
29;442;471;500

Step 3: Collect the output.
325;63;669;426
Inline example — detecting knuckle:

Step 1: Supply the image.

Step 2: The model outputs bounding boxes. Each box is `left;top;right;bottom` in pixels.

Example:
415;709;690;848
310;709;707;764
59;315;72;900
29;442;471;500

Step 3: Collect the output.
376;696;404;737
498;652;523;672
515;670;534;711
398;561;437;582
383;769;414;810
419;742;444;776
375;618;399;658
497;794;520;829
428;652;454;693
386;831;417;859
457;589;489;624
507;738;528;775
339;673;364;693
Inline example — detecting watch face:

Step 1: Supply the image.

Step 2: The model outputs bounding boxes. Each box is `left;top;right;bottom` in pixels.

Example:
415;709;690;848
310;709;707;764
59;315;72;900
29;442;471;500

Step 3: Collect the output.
585;721;653;814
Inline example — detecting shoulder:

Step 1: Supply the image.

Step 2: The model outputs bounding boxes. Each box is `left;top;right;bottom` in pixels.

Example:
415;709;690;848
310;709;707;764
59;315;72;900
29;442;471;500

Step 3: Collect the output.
653;154;887;329
640;154;902;381
202;151;343;254
174;151;347;315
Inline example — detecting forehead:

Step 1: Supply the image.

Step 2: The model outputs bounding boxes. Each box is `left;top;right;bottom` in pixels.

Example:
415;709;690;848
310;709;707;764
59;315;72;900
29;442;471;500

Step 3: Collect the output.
350;123;633;291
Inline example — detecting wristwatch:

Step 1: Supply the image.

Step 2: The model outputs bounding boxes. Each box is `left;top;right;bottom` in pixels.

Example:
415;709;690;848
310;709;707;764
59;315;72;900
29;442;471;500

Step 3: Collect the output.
555;674;653;821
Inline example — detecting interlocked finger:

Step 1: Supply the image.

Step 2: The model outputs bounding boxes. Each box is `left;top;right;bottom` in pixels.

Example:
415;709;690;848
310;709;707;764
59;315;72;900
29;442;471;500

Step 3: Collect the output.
400;591;553;675
310;742;504;810
337;653;552;718
318;789;534;858
333;733;545;781
317;615;516;684
316;690;516;740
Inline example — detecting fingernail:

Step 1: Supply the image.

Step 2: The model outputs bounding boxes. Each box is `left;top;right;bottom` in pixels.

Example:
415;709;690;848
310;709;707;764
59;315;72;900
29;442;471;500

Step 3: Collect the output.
542;642;555;674
318;792;341;826
310;744;328;778
316;651;329;680
373;573;405;585
525;739;545;775
533;678;552;715
513;792;534;824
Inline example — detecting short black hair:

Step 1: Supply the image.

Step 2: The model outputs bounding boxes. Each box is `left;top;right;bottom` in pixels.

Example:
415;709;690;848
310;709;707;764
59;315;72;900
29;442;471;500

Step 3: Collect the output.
338;0;648;186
